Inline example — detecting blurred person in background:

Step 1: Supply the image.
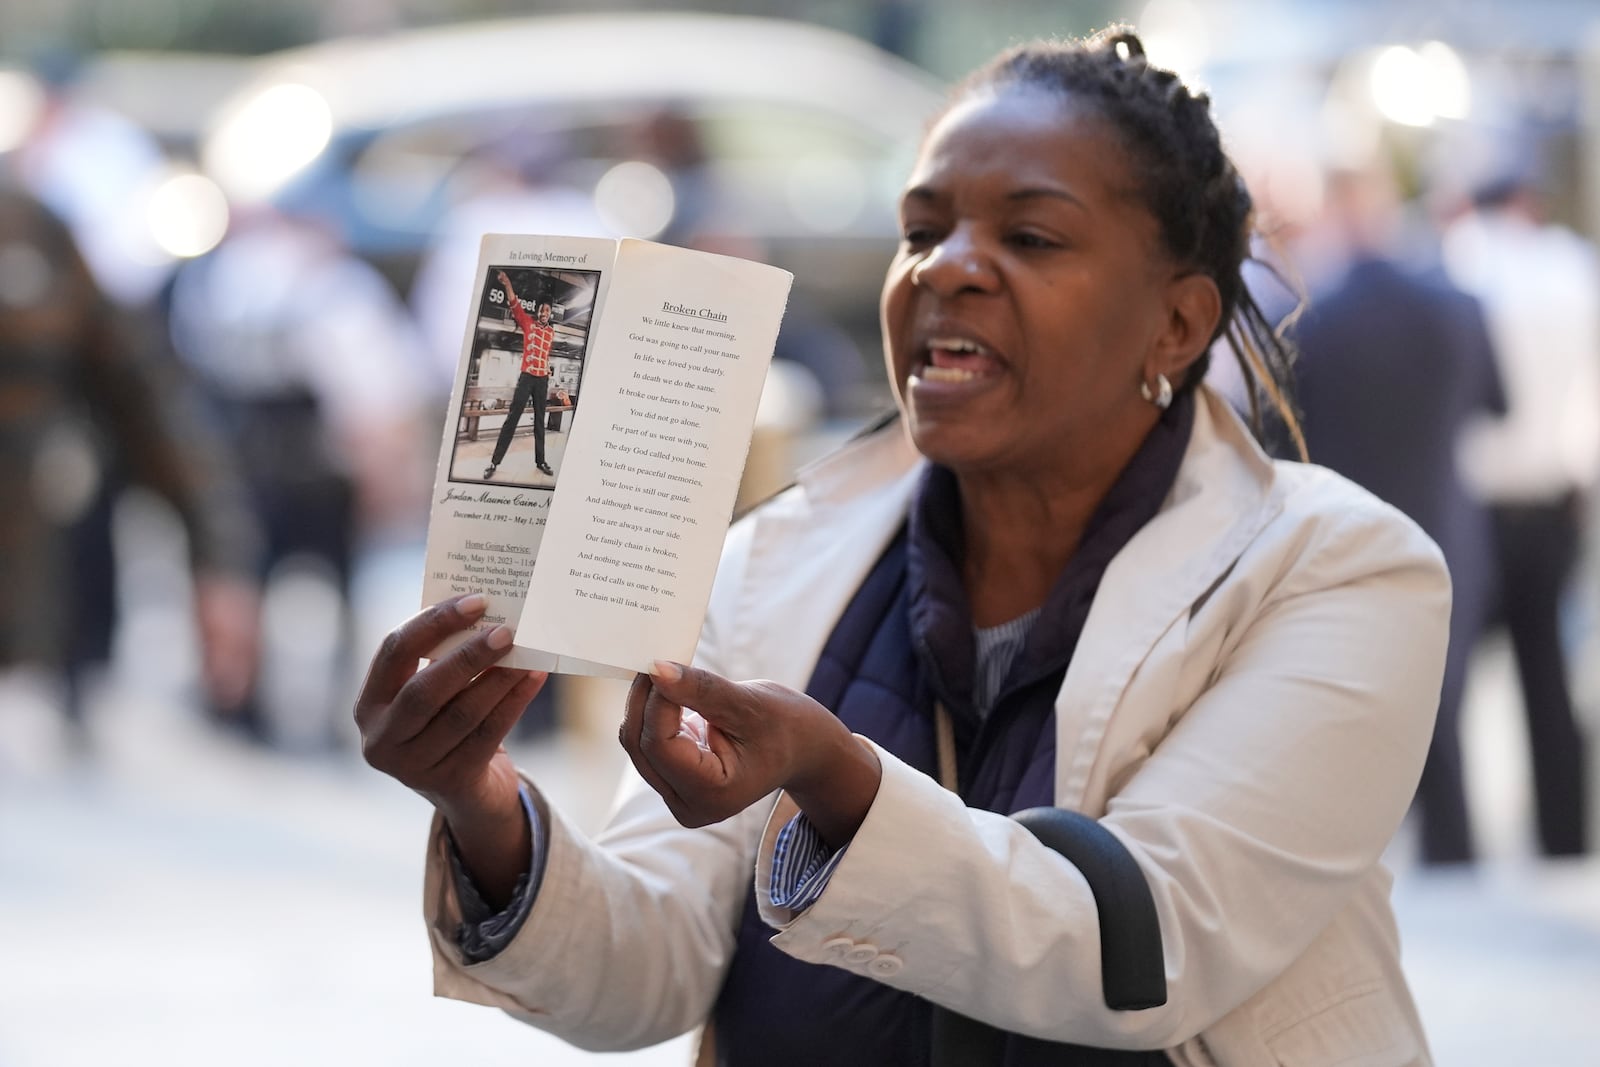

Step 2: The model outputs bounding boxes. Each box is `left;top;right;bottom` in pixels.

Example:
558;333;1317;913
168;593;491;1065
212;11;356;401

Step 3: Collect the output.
1286;163;1505;866
10;46;177;309
627;106;717;250
7;46;210;736
0;179;261;748
165;204;431;747
1440;169;1596;859
358;30;1450;1065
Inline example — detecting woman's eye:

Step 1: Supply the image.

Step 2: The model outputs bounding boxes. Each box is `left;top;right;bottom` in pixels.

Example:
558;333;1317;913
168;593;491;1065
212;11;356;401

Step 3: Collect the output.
1008;231;1059;250
900;225;939;247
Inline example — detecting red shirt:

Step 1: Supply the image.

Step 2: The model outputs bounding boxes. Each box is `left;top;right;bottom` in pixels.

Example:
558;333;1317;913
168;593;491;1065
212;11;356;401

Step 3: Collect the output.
507;297;553;377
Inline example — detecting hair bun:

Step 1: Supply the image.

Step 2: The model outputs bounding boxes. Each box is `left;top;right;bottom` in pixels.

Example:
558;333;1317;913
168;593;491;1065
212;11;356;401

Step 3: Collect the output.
1102;29;1147;61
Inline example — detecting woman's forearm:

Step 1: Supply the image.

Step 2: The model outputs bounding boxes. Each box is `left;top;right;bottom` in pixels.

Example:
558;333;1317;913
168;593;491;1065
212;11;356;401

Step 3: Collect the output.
440;789;532;911
785;729;883;849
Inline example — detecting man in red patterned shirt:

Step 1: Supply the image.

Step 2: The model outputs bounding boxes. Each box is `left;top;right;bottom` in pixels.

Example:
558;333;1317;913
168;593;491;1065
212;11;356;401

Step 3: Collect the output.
485;269;556;480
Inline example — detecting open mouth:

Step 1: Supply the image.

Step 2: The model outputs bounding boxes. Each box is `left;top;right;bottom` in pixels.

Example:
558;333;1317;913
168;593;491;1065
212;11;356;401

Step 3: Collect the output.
915;335;1003;384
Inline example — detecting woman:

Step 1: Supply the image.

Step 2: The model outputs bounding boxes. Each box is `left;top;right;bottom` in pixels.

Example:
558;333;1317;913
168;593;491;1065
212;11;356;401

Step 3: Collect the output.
356;29;1449;1066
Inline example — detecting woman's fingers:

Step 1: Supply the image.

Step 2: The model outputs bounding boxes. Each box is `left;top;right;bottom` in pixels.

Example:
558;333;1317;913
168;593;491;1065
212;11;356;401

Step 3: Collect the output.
410;665;535;760
646;660;763;737
619;672;656;754
433;669;548;774
621;674;695;815
358;593;489;715
623;663;816;828
354;597;547;821
363;662;545;805
385;623;516;743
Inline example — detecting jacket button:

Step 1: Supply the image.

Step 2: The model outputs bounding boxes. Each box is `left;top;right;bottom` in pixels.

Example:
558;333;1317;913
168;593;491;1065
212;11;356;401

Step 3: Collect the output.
844;944;880;964
822;937;854;956
867;953;903;977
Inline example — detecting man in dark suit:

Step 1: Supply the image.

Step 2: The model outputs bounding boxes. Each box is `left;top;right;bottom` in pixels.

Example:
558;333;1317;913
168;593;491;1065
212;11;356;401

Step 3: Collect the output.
1288;167;1506;865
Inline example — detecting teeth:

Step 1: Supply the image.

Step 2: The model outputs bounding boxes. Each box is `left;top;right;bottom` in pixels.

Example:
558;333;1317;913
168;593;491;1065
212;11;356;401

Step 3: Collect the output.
928;337;984;354
923;365;979;383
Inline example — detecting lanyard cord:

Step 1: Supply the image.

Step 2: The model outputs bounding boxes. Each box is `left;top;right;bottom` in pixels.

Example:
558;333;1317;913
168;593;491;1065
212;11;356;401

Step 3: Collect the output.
935;702;959;793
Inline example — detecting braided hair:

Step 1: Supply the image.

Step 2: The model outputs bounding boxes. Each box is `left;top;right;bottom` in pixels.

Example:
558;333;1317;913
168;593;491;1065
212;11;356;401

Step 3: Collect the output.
949;27;1306;459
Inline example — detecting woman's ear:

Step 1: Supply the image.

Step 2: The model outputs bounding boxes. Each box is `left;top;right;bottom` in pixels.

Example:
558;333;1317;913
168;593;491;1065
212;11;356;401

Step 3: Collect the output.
1152;272;1222;382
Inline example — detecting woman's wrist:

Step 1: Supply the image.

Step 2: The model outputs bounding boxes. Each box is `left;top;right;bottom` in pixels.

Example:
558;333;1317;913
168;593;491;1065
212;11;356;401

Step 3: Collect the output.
434;775;521;832
438;781;532;911
785;726;882;850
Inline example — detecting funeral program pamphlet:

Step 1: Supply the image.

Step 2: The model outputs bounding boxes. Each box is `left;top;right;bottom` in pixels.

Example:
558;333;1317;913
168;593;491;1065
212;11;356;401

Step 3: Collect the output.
421;234;793;677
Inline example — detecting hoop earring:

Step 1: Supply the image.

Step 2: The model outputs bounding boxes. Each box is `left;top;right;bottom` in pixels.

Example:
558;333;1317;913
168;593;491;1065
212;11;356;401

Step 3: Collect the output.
1140;373;1172;410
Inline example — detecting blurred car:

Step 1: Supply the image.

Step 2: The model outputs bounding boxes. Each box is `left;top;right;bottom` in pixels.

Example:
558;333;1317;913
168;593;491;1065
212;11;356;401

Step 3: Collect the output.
198;13;948;393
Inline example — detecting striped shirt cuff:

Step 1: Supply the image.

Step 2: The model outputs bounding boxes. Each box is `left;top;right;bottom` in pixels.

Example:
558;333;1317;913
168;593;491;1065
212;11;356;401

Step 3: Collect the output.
446;785;547;963
769;811;848;911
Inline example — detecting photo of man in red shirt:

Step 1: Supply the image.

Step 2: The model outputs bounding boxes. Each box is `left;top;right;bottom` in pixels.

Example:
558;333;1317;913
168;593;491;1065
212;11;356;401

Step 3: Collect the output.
484;268;555;479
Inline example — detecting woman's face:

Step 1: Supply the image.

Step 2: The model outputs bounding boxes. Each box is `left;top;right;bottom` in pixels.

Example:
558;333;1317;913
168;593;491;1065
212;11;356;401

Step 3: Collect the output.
881;86;1185;479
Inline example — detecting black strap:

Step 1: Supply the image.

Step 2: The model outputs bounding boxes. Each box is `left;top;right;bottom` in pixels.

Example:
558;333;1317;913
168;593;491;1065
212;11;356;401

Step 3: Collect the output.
928;806;1167;1066
1009;806;1167;1011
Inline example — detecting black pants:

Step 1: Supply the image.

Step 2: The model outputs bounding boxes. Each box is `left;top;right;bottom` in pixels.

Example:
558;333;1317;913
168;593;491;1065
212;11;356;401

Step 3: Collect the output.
491;372;548;466
1491;498;1589;857
1414;541;1489;865
1421;496;1592;862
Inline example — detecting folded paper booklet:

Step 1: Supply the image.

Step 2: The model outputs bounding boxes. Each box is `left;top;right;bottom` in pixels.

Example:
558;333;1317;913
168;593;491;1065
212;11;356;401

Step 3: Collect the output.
421;234;793;677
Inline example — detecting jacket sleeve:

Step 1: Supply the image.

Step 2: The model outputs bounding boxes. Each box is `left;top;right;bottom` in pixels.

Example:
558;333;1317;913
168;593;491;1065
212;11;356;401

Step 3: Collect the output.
757;492;1449;1050
422;516;768;1050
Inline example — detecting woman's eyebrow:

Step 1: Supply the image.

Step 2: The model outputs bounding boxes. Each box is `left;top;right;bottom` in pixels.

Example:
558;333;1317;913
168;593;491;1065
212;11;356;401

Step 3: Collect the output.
1006;187;1085;209
899;184;1086;210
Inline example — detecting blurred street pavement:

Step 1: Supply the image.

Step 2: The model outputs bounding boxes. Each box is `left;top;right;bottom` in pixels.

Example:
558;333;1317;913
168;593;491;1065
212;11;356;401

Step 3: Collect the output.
2;511;1598;1066
0;656;691;1066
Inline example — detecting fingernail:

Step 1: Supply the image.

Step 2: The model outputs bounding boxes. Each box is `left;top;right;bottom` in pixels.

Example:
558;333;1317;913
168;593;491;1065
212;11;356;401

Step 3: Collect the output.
651;659;683;683
459;593;489;616
486;625;514;650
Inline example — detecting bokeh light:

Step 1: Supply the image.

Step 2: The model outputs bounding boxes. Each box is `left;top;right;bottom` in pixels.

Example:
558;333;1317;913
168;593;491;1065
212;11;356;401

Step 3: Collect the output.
1369;42;1472;128
1138;0;1211;86
593;160;675;239
203;82;333;202
146;170;230;258
0;71;44;154
1419;41;1472;121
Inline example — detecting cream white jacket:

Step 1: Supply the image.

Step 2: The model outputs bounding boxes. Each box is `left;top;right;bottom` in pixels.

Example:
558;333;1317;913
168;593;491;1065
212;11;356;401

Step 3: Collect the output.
424;388;1449;1067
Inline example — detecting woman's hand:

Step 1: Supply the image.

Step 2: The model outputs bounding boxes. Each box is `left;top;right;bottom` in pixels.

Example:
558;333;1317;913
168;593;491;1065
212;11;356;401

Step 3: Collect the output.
356;593;547;907
621;662;881;848
355;593;546;824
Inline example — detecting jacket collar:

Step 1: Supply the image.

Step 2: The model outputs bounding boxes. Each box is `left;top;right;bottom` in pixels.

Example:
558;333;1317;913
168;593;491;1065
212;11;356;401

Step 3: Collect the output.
1053;387;1284;805
729;388;1283;749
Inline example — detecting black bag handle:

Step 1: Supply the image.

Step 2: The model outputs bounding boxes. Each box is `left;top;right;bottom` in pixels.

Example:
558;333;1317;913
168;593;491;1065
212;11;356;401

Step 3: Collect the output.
928;806;1167;1064
1008;806;1167;1011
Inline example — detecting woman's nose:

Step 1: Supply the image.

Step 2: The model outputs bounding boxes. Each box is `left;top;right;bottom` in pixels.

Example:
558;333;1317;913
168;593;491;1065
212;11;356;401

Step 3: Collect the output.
909;232;997;296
